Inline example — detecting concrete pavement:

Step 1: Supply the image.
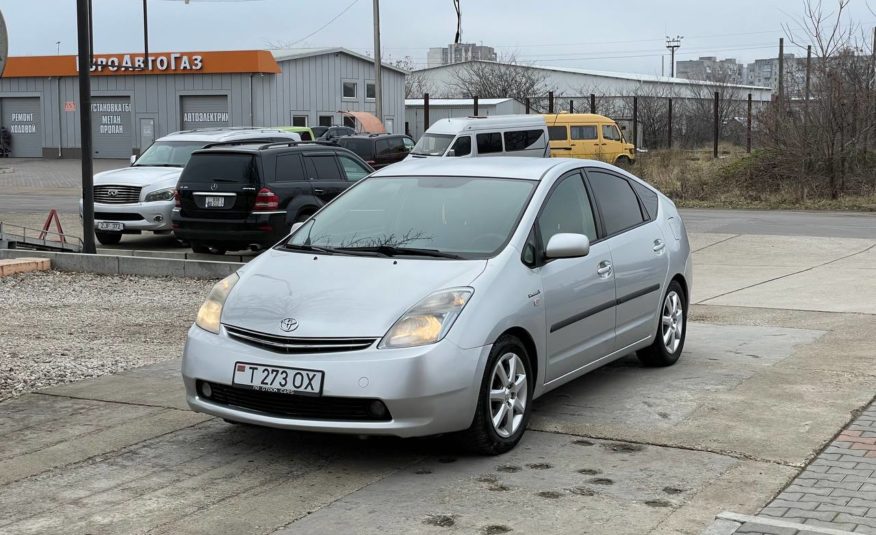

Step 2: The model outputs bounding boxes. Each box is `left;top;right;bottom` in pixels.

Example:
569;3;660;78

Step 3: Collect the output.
1;230;875;534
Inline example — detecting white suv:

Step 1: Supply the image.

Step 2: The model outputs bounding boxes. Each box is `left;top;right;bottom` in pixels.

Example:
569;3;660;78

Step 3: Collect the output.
80;128;302;245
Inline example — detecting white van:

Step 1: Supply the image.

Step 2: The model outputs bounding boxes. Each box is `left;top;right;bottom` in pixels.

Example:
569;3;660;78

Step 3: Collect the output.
408;115;549;159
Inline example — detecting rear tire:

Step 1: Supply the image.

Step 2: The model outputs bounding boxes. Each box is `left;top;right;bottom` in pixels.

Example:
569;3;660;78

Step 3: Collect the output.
460;335;533;455
95;231;122;246
637;280;687;367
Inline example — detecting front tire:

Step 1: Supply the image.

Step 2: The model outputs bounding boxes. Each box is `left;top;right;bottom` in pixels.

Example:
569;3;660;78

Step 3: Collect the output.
461;335;533;455
95;231;122;245
637;280;687;367
615;155;632;167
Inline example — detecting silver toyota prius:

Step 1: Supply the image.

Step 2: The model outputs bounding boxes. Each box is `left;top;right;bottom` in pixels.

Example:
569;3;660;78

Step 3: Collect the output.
182;157;692;454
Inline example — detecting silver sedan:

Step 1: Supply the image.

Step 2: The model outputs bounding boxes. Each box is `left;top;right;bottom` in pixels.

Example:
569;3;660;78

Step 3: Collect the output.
182;157;692;454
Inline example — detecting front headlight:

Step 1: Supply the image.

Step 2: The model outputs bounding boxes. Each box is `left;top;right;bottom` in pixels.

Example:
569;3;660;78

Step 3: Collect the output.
144;188;176;202
195;273;239;334
379;288;473;349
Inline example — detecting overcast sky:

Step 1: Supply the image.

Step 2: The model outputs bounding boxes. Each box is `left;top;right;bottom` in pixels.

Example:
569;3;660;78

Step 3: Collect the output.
1;0;874;75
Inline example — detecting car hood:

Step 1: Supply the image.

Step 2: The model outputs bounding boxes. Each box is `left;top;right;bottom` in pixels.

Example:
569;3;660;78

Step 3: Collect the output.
221;249;488;339
94;166;183;188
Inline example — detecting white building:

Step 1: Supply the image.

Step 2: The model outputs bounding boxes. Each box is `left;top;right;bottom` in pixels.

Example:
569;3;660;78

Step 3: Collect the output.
426;43;498;68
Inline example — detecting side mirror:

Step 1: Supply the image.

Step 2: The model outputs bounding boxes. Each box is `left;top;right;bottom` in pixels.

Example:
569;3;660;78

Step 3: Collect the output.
130;155;137;165
290;222;305;233
545;233;590;259
447;149;456;157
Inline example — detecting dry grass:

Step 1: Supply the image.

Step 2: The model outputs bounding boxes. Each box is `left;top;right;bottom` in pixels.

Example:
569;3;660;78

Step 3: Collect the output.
634;147;876;211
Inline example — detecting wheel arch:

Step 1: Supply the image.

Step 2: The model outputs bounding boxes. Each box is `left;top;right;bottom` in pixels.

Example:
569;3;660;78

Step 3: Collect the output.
496;326;539;389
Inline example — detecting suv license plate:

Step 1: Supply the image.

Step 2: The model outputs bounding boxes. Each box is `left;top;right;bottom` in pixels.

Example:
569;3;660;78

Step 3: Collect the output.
205;196;226;208
232;362;323;396
97;221;124;231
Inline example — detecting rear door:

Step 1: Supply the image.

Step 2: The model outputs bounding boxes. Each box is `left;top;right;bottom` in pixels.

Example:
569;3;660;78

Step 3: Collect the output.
303;152;348;204
375;136;407;167
177;152;260;220
584;168;668;350
547;124;572;156
269;152;312;214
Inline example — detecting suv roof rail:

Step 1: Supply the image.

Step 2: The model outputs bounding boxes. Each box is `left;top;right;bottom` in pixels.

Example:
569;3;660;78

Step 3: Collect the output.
168;126;285;136
256;140;339;150
200;139;283;149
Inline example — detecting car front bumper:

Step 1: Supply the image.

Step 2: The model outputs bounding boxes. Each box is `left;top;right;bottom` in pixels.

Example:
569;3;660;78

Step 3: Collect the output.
79;199;174;232
181;324;491;438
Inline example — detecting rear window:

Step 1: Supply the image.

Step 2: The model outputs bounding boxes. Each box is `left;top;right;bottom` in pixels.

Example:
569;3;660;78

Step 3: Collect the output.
504;129;546;152
571;126;598;140
180;153;257;184
548;126;567;141
340;138;373;159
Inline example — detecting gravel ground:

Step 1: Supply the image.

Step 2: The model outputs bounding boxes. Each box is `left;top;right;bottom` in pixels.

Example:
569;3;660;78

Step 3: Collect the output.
0;271;212;402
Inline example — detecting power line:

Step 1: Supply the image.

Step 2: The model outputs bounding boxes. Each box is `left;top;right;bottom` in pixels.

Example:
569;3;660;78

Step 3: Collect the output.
282;0;361;48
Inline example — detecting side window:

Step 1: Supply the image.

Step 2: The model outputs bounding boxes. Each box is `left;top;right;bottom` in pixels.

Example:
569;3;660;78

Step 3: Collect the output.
504;129;546;152
476;132;503;154
630;181;659;220
586;170;645;235
548;126;568;141
387;137;405;153
342;139;372;160
537;173;598;250
338;155;371;182
450;136;471;157
274;153;304;182
299;131;313;141
602;125;622;141
304;155;343;181
375;139;391;156
571;125;598;140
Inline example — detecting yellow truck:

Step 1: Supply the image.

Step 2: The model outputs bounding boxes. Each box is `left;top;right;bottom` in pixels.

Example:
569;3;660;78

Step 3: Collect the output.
544;113;635;165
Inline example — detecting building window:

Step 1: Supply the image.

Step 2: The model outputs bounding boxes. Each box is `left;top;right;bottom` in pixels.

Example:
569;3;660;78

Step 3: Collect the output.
343;116;356;128
318;115;334;127
342;81;357;99
366;82;376;100
292;115;307;127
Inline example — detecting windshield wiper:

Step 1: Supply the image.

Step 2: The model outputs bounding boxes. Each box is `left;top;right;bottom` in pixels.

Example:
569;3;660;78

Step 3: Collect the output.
282;243;381;257
338;245;463;259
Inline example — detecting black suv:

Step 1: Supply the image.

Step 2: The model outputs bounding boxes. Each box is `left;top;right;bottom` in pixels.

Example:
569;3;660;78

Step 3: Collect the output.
172;142;373;254
336;134;415;169
315;126;355;141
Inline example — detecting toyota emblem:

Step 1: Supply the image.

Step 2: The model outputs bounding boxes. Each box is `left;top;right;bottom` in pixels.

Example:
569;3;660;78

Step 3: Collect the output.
280;318;299;332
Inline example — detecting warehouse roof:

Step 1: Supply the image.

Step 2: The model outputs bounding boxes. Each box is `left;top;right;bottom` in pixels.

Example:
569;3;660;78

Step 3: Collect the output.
270;48;408;74
404;98;515;107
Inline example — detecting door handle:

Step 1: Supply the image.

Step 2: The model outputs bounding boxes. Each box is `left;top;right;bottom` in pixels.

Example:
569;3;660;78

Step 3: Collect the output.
597;261;613;278
653;239;666;253
313;188;325;194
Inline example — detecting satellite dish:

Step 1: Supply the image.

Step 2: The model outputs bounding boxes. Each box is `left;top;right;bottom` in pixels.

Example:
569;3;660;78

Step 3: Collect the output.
0;10;7;78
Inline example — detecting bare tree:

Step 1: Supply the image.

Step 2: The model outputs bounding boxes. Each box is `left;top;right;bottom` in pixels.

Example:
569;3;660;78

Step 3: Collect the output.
390;56;436;98
449;54;556;104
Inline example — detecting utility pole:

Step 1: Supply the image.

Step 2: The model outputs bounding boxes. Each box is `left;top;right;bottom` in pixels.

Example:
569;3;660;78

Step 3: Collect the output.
142;0;149;63
777;38;785;110
665;35;683;77
372;0;383;131
56;41;61;55
77;0;96;254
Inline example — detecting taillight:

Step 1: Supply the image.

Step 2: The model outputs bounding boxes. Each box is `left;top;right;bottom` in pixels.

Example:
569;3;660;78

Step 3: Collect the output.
174;189;181;208
254;187;280;212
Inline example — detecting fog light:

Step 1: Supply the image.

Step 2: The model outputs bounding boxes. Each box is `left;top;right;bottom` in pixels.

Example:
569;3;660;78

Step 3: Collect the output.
200;382;212;398
153;215;164;223
368;400;387;418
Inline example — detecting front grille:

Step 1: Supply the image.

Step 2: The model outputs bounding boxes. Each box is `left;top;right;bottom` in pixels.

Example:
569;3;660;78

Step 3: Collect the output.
94;212;144;221
201;381;391;421
94;185;142;204
224;325;378;354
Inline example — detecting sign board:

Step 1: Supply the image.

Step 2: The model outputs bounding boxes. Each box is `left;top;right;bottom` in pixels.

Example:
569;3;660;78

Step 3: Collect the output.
0;10;8;78
64;101;76;112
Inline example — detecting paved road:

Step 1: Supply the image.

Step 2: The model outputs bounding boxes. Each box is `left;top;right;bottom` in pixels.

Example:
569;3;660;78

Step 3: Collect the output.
2;232;876;534
680;208;876;239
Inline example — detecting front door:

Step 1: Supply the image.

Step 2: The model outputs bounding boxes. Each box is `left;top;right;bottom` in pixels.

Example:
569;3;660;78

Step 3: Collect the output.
600;124;625;164
539;171;616;383
584;169;668;350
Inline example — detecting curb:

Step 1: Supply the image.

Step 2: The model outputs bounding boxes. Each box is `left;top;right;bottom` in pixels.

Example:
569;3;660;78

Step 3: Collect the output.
0;257;51;277
702;512;858;535
95;248;254;263
0;249;242;279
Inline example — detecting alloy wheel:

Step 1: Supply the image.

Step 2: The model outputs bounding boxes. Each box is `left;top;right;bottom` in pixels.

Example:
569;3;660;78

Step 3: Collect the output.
661;290;684;354
489;352;528;438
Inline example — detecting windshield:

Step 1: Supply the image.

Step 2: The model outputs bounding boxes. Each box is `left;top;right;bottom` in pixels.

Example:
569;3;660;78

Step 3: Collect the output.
134;141;205;167
411;134;454;156
286;176;535;258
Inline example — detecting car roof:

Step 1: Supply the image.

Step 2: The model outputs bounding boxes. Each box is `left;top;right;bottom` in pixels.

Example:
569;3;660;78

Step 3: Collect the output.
371;157;613;181
341;133;406;139
156;128;299;142
425;115;547;135
544;113;615;125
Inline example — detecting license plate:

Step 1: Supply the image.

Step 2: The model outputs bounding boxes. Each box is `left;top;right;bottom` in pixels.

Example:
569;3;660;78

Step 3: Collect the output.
232;362;323;396
205;196;226;208
97;221;123;231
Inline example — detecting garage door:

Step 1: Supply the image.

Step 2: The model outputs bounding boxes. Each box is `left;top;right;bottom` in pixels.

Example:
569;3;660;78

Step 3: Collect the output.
181;95;230;130
91;97;132;159
1;97;42;157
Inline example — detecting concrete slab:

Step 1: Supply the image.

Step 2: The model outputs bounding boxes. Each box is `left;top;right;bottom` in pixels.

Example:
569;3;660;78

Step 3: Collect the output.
689;233;739;252
0;258;49;276
692;264;801;303
693;235;872;268
703;265;876;315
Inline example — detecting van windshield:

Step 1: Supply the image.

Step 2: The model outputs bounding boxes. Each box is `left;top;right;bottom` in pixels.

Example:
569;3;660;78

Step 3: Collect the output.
411;134;454;156
134;141;205;167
